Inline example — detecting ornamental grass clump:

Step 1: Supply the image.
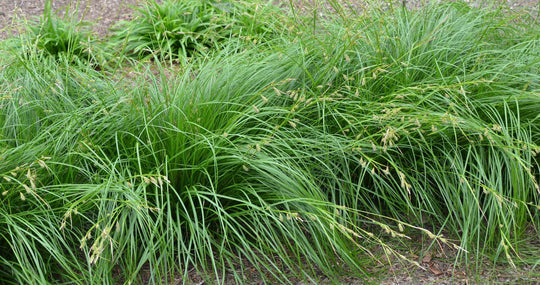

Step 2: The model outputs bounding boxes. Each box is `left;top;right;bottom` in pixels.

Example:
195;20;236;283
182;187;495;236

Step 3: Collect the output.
307;1;540;263
0;1;540;284
20;1;110;68
113;0;282;60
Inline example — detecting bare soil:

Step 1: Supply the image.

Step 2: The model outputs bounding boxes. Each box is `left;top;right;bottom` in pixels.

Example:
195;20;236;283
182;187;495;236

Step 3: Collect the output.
0;0;538;39
1;0;539;284
0;0;141;39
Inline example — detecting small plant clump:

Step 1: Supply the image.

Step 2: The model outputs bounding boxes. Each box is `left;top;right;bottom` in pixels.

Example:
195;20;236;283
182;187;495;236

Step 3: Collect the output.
21;1;110;67
112;0;280;60
0;0;540;284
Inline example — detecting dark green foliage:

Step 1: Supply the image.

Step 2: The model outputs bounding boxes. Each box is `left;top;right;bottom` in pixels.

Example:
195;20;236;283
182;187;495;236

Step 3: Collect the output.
24;1;109;67
113;0;281;59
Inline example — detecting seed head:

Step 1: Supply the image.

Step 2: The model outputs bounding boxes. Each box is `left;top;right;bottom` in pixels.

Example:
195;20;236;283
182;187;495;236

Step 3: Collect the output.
273;87;281;96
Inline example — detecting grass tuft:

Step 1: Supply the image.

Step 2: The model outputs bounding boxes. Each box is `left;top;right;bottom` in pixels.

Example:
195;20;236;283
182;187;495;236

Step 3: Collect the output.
112;0;284;60
1;0;540;283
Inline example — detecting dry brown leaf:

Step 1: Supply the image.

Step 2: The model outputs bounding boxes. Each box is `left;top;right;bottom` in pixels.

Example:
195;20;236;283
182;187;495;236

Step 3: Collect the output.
422;253;432;263
429;264;443;276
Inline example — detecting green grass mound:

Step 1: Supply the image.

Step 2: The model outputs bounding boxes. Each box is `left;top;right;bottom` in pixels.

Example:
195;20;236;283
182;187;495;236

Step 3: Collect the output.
0;1;539;284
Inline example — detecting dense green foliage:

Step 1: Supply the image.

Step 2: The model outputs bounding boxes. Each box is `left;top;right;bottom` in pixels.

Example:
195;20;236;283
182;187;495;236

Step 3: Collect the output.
24;1;109;66
112;0;281;59
1;0;539;284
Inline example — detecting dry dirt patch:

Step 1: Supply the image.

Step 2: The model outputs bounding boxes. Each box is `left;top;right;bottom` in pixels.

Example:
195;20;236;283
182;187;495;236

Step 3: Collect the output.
0;1;538;39
0;0;142;39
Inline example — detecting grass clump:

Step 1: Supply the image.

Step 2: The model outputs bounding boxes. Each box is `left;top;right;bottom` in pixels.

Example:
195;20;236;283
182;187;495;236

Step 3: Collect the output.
17;1;110;68
113;0;283;60
1;0;540;284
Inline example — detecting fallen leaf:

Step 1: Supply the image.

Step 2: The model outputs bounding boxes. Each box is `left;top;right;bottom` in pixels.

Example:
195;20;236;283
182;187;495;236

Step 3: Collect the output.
429;264;443;276
422;253;432;263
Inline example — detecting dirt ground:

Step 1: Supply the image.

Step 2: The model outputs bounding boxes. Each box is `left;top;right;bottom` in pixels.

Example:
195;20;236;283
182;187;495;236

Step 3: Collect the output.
1;0;539;284
0;0;139;38
0;0;538;39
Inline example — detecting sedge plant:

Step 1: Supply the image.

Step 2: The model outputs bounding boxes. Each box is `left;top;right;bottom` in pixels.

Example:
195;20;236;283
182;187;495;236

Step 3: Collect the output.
1;0;540;284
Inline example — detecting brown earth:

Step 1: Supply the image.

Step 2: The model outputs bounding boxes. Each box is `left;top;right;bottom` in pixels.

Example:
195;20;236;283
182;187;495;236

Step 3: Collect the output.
0;0;538;39
0;0;140;39
1;0;539;284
